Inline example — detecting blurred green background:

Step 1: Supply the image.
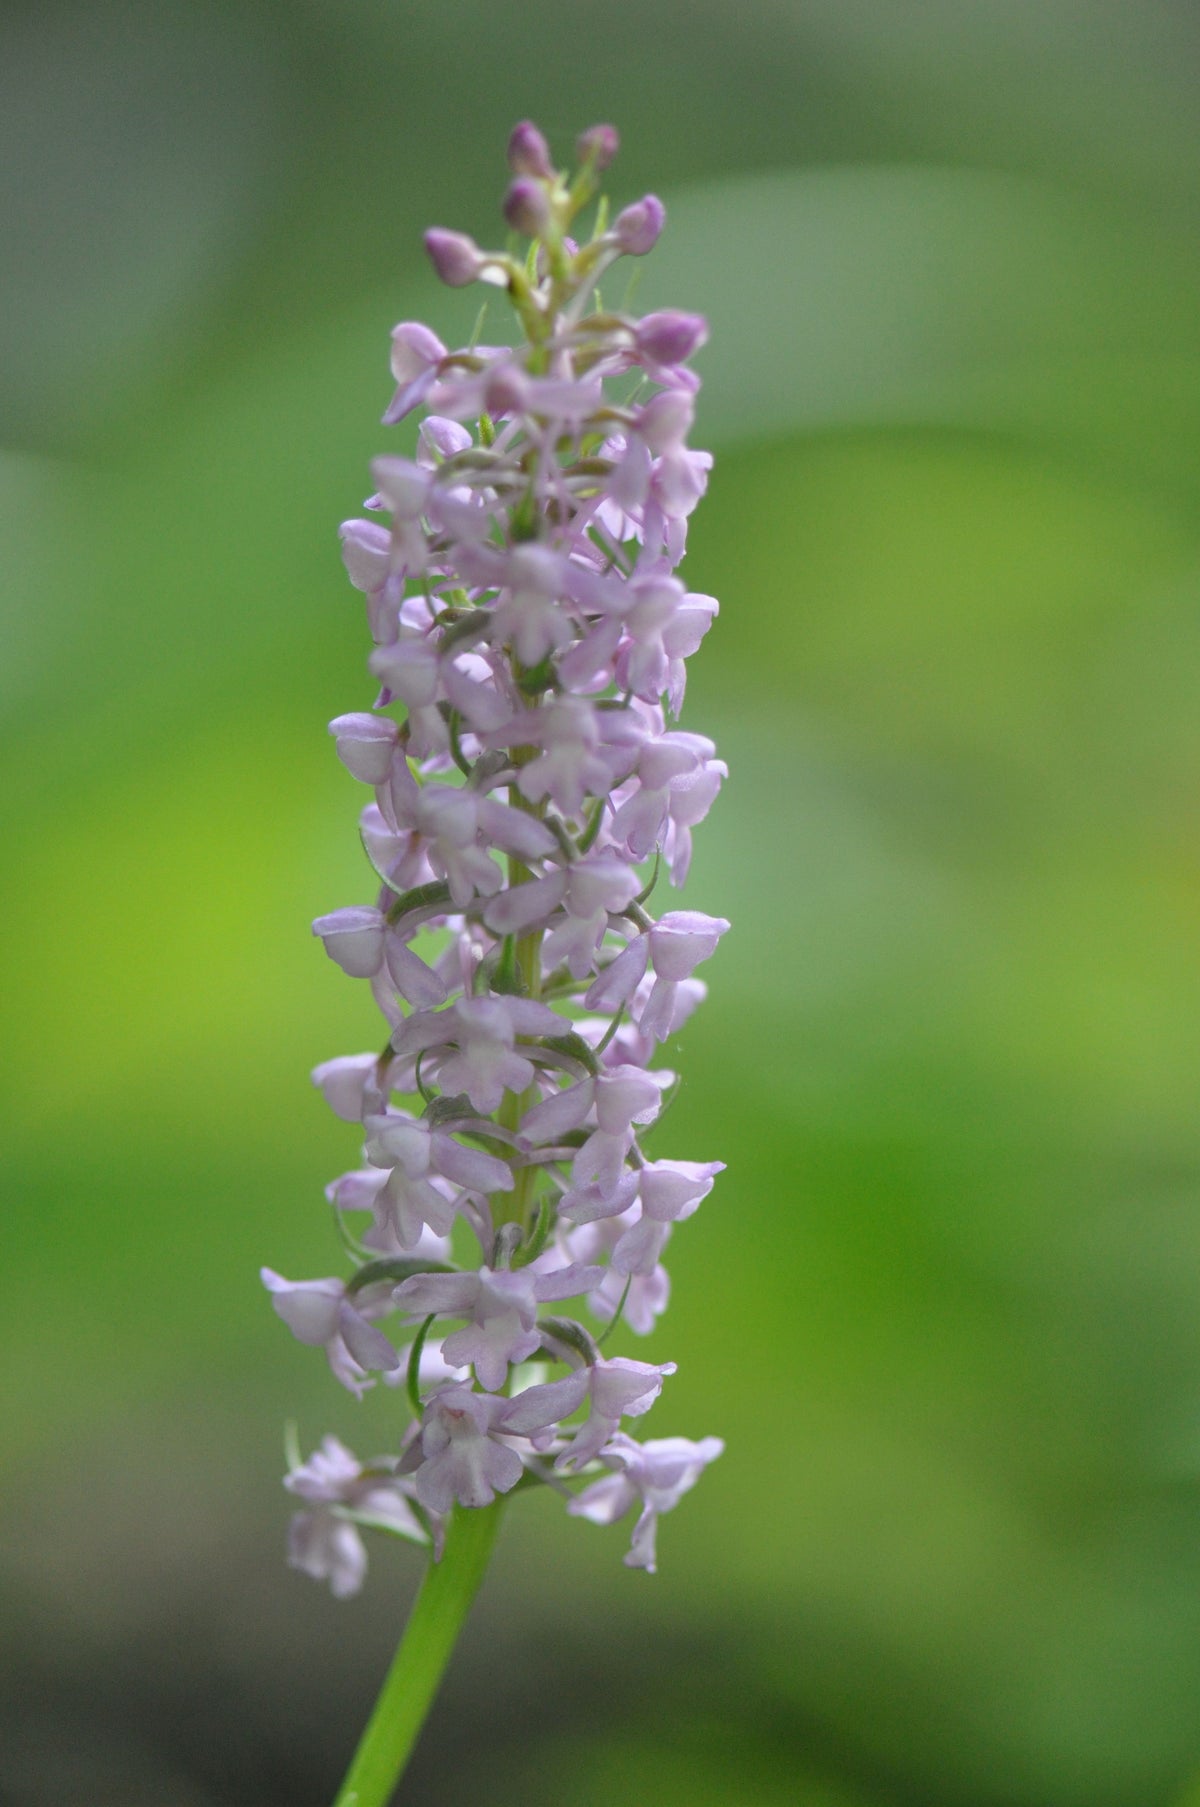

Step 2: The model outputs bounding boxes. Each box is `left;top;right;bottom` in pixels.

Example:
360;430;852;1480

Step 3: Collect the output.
4;2;1200;1802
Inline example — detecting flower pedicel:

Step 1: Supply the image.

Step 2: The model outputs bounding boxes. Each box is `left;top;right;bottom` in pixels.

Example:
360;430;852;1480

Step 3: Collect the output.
263;121;727;1805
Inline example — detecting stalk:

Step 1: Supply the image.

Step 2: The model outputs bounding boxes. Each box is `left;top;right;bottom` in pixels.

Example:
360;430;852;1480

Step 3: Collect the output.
494;763;546;1234
331;1501;504;1807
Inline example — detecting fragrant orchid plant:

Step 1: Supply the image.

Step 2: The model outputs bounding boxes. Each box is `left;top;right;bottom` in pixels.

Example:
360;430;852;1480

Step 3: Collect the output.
264;121;727;1805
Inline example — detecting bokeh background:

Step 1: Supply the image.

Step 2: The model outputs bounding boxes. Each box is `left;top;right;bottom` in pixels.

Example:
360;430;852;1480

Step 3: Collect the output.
4;2;1200;1802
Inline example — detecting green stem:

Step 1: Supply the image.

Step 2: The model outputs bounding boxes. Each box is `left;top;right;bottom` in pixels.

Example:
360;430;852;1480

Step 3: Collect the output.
331;1502;505;1807
494;764;546;1235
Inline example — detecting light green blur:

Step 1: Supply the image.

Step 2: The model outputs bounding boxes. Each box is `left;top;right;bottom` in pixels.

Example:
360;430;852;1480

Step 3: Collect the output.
3;5;1200;1804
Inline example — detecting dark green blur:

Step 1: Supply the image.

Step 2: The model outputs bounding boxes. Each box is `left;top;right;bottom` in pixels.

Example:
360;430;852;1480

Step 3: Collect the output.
4;4;1200;1803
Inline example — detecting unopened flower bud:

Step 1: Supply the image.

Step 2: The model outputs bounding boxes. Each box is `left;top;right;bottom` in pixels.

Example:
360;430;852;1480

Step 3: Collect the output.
507;119;554;178
612;195;665;256
424;228;486;287
577;123;619;171
635;310;708;367
503;177;552;238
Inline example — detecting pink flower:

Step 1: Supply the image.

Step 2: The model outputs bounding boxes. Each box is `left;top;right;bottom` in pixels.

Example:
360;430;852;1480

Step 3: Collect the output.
285;1435;428;1598
556;1358;677;1471
568;1432;724;1571
394;1262;602;1391
311;905;447;1008
411;1376;590;1512
261;1268;400;1396
383;321;448;425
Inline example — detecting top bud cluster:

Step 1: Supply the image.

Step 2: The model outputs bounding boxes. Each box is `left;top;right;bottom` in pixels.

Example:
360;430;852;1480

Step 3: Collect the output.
264;122;726;1595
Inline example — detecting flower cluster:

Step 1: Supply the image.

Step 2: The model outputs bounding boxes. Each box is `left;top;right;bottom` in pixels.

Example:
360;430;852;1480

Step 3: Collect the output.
265;121;726;1590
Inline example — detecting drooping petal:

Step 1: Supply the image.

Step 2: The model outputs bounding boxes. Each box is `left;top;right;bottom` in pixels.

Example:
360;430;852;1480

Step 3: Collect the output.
312;907;385;979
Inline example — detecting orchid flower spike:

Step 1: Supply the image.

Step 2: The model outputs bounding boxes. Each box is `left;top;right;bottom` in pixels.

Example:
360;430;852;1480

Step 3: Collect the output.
265;116;728;1807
